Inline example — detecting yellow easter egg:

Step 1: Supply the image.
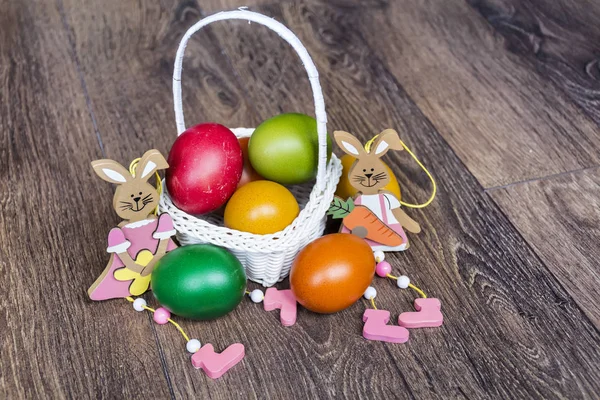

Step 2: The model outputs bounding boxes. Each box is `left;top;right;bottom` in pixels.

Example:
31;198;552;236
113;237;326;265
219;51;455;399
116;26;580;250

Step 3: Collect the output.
335;154;401;200
224;181;300;234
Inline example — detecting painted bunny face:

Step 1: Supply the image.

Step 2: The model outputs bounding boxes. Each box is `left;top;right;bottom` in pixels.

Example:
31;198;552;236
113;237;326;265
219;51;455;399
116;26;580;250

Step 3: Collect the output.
333;129;403;195
91;149;169;222
112;180;160;221
351;157;391;191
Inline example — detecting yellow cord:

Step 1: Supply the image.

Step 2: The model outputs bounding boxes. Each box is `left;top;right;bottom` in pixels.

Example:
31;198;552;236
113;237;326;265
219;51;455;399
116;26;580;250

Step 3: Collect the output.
128;158;162;215
125;297;190;342
385;274;428;298
364;135;436;209
408;284;427;299
166;318;190;342
370;297;378;310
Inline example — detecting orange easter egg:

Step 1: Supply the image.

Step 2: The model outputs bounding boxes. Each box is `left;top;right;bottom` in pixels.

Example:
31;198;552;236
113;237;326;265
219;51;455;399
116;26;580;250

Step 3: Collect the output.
290;233;375;314
237;137;263;188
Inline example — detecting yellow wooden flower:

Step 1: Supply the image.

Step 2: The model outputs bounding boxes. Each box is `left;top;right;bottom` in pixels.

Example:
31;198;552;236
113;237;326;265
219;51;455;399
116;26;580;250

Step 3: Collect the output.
114;250;154;296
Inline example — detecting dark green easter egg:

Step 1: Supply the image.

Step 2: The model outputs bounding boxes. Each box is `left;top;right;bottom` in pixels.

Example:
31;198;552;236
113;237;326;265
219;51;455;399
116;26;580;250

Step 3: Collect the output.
151;244;246;320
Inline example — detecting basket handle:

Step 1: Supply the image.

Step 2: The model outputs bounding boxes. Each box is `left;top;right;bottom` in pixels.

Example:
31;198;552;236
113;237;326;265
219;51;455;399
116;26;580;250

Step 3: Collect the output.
173;10;329;191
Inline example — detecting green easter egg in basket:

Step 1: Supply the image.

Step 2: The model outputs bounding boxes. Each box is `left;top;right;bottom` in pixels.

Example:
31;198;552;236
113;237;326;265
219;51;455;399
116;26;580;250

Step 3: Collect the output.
151;244;247;320
248;113;332;185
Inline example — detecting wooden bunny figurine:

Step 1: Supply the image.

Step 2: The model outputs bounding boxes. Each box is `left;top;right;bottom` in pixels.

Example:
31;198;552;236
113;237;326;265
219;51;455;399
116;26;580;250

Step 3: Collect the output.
88;149;178;300
333;129;421;252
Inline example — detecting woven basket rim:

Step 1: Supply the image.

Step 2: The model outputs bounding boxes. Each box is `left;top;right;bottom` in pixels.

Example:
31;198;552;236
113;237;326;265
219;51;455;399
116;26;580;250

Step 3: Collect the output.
159;151;342;251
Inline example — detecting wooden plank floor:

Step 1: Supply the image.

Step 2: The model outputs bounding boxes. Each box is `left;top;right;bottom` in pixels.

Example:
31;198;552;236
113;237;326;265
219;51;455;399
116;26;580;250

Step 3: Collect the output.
1;0;598;398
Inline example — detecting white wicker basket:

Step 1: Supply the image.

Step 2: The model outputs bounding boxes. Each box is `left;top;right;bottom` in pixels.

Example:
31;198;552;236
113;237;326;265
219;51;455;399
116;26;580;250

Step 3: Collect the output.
159;10;342;287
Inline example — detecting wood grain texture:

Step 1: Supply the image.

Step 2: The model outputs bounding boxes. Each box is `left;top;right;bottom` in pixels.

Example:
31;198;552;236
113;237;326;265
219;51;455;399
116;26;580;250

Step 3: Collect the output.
490;168;600;328
334;0;600;188
200;2;600;398
0;0;169;398
60;0;258;160
199;0;278;13
468;0;600;127
2;0;600;398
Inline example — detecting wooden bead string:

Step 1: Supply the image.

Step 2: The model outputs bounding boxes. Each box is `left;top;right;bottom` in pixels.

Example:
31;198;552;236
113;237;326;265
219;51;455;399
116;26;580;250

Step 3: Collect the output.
366;277;427;310
386;274;427;298
125;297;192;342
124;291;267;353
366;252;429;310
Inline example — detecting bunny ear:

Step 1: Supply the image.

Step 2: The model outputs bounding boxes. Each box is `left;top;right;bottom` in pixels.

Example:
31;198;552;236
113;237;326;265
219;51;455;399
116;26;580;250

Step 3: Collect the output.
135;149;169;181
333;131;366;157
91;159;132;184
371;129;403;157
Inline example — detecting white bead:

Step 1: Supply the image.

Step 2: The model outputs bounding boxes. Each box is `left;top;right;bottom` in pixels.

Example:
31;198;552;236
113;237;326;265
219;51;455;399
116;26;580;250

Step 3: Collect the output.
250;289;264;303
186;339;201;353
397;275;410;289
132;298;147;312
363;286;377;300
373;250;385;263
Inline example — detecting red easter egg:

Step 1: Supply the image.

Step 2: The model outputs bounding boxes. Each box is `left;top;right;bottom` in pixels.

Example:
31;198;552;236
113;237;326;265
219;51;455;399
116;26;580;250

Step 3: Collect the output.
166;123;243;215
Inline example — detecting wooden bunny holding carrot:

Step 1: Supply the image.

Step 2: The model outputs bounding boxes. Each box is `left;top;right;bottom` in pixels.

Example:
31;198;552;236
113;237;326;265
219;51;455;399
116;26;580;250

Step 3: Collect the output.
330;129;421;252
88;149;178;301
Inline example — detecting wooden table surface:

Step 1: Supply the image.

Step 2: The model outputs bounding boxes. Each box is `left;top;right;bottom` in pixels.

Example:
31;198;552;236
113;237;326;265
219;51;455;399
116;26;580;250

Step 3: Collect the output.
1;0;599;398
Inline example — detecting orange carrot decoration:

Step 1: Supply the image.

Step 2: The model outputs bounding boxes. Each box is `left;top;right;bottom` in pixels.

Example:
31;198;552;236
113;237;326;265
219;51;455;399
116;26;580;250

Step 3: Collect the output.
327;197;404;247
